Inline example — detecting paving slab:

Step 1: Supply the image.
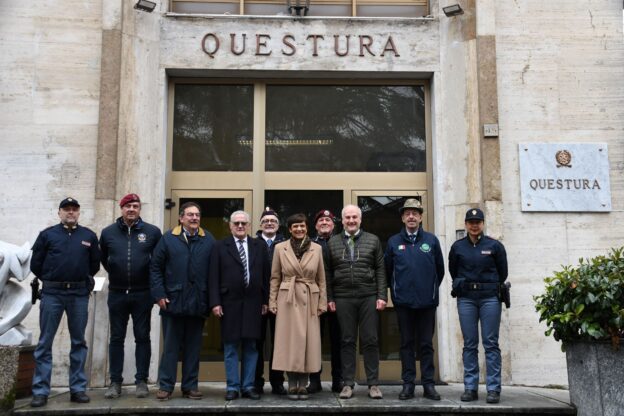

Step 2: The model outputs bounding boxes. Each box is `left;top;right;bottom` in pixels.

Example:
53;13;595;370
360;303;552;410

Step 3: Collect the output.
13;382;575;415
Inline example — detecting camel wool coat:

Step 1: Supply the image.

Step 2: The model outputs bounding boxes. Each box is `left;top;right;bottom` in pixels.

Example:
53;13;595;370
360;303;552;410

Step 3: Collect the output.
269;240;327;373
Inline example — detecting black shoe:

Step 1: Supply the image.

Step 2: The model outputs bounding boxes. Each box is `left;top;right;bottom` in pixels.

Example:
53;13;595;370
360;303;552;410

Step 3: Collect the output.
331;380;344;393
423;384;441;401
70;391;91;403
486;390;500;404
242;388;261;400
271;384;287;395
398;384;415;400
225;390;239;401
461;389;478;402
30;395;48;408
306;380;322;394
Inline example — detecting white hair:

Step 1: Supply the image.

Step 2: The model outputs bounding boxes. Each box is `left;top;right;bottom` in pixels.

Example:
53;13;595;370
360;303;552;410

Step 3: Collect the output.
230;210;250;223
341;204;362;219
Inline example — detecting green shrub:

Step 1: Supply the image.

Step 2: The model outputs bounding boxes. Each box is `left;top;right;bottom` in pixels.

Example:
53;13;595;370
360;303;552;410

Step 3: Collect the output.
534;247;624;349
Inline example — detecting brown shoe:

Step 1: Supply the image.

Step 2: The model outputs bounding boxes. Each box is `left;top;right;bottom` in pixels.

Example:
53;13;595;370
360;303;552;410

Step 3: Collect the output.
182;389;203;400
156;389;171;401
297;387;309;400
339;385;353;399
368;385;383;399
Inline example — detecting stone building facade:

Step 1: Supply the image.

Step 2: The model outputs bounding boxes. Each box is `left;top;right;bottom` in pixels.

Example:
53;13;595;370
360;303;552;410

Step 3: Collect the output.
0;0;622;389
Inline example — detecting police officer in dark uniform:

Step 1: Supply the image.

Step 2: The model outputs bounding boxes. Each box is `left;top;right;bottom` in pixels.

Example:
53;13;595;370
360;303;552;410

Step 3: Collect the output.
307;209;343;393
254;207;286;395
30;197;100;408
99;193;162;399
448;208;508;404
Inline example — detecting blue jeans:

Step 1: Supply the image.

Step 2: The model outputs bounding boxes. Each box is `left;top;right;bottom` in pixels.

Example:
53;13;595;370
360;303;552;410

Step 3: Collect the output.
224;339;257;392
108;289;153;384
457;296;502;392
32;293;89;396
158;314;204;392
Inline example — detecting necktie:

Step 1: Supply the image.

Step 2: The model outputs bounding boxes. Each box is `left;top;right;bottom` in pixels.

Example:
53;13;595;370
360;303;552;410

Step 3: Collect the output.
238;240;249;287
267;239;272;248
348;236;355;259
409;234;416;243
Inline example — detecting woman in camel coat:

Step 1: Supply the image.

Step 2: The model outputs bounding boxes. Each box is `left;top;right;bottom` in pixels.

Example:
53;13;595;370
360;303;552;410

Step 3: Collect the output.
269;213;327;400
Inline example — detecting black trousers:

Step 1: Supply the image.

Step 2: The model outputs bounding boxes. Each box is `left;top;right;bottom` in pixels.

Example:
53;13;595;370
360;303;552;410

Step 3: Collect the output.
255;312;284;388
309;311;342;383
395;305;436;387
335;296;379;387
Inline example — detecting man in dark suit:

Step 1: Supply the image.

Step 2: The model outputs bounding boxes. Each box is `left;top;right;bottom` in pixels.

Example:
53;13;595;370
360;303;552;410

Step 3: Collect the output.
209;210;271;401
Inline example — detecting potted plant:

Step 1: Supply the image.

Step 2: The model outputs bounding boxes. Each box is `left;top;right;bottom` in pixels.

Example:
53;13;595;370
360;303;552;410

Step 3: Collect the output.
534;247;624;416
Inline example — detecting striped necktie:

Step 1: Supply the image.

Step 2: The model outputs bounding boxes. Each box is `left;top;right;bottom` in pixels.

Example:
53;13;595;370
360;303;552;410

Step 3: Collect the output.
238;239;249;287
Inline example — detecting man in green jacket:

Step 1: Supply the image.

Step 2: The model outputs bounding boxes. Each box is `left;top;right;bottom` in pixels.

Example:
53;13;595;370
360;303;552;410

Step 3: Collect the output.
326;204;387;400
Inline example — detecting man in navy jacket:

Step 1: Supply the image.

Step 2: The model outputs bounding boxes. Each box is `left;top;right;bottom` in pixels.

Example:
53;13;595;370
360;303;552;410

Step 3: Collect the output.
150;202;215;401
99;193;161;399
30;197;100;408
384;198;444;401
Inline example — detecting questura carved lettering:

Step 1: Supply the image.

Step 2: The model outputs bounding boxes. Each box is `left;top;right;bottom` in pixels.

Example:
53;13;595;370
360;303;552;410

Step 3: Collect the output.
201;33;400;58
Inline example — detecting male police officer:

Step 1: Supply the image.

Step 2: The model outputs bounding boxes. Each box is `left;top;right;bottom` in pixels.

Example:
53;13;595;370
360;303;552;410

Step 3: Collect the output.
385;198;444;401
99;193;162;399
30;197;100;408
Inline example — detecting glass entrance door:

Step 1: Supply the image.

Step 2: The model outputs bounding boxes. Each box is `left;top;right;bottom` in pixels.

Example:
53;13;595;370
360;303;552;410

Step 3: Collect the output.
168;190;252;380
167;79;433;383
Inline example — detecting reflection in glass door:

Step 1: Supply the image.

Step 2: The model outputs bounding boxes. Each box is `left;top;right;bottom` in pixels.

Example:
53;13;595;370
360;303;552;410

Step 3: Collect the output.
169;190;251;380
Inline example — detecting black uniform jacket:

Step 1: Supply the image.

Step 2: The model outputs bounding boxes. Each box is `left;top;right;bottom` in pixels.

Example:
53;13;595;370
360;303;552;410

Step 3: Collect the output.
31;223;100;296
448;234;508;299
208;236;271;343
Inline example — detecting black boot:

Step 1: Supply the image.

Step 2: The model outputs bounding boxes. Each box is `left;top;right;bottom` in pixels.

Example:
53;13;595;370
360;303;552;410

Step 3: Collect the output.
398;384;415;400
423;384;441;400
461;389;478;402
486;390;500;403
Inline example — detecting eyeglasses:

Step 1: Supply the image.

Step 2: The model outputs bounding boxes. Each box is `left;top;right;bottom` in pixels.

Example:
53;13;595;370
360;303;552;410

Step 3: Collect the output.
232;221;248;227
261;219;278;224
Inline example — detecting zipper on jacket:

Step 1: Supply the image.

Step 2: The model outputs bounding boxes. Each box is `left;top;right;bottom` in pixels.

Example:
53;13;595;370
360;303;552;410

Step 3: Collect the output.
126;226;132;293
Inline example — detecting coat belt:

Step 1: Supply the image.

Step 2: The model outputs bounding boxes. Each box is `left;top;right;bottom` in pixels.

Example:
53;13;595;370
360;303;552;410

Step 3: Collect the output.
285;278;317;316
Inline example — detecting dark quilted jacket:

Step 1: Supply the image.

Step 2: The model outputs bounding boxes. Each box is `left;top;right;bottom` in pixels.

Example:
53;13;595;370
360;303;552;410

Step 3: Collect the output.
326;230;387;302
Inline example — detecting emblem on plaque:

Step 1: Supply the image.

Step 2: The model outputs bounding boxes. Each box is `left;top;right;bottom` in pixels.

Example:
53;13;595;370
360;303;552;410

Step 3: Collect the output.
555;150;572;168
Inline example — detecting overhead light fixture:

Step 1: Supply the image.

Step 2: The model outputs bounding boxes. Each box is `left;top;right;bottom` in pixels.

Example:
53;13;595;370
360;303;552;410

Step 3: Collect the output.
287;0;310;16
442;4;464;17
134;0;157;12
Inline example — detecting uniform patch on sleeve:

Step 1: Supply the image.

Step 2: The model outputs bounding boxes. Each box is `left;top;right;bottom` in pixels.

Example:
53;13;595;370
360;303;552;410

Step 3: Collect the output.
81;241;91;247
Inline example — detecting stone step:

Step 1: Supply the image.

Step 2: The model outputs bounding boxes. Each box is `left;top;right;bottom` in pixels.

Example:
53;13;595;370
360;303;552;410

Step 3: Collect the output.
13;383;576;416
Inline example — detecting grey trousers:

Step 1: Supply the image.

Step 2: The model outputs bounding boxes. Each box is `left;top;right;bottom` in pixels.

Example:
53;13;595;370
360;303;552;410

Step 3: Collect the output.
335;295;379;386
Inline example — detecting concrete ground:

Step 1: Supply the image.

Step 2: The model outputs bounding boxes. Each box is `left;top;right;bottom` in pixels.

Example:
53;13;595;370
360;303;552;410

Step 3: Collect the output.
12;382;576;415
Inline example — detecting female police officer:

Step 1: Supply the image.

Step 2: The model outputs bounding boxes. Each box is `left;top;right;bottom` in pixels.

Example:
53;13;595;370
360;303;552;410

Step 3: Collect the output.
448;208;508;404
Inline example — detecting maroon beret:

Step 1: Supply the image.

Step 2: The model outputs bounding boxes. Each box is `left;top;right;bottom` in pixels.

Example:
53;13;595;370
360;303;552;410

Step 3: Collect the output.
119;193;141;208
314;209;335;224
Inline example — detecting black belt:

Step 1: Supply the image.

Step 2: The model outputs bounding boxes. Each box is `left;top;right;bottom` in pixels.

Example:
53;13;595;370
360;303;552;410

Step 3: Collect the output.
109;287;149;294
43;281;87;289
463;282;499;291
